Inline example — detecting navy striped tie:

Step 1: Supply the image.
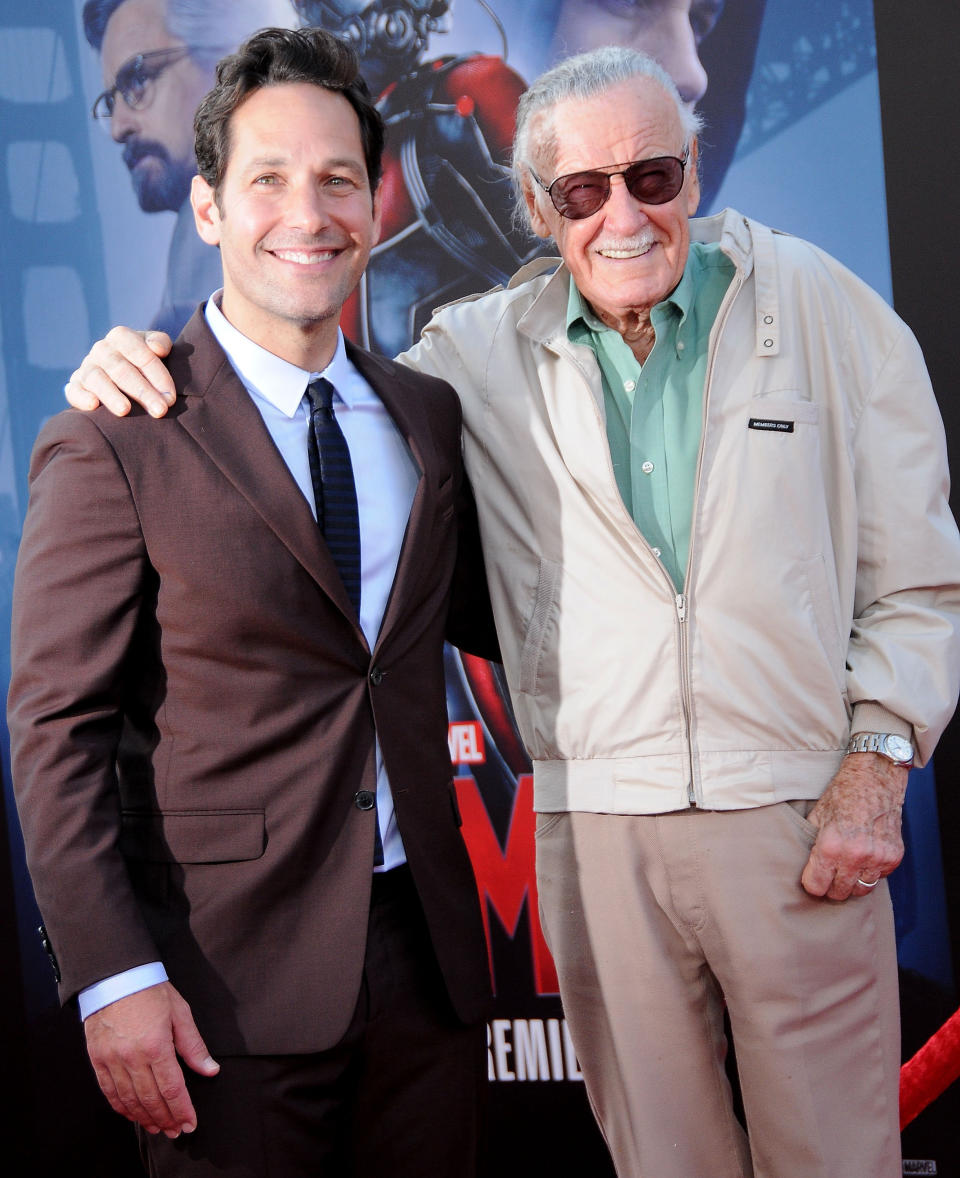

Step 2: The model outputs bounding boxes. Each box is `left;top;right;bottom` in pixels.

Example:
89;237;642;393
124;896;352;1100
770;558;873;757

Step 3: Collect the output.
305;378;361;618
305;379;382;865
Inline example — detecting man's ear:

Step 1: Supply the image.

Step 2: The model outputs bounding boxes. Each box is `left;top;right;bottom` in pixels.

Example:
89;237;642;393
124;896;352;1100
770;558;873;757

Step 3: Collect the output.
371;178;383;247
685;137;701;218
191;174;222;246
524;176;554;241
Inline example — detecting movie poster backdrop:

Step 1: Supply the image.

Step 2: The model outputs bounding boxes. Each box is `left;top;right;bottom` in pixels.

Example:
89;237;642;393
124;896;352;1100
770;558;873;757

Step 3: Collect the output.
0;1;955;1172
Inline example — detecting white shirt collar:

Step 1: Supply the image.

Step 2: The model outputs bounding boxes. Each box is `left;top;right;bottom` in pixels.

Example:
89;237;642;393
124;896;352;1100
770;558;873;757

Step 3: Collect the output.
204;293;367;415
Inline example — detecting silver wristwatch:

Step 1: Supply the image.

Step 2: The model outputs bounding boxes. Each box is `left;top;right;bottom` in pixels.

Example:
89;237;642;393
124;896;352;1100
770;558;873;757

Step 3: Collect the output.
846;732;914;766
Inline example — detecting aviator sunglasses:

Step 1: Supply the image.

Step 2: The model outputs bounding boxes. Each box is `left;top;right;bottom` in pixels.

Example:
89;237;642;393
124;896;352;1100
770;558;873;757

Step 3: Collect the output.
532;149;689;220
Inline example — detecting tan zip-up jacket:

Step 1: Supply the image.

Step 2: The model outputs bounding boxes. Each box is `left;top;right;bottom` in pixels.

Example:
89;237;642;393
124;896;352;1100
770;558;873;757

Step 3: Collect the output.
400;209;960;814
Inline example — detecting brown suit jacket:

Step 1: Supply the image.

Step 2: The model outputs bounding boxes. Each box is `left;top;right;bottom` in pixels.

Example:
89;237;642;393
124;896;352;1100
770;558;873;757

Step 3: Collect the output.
8;308;495;1055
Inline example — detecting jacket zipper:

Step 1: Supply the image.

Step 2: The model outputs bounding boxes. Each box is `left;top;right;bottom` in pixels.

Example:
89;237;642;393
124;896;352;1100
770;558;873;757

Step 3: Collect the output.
680;267;745;807
560;342;702;802
674;592;695;803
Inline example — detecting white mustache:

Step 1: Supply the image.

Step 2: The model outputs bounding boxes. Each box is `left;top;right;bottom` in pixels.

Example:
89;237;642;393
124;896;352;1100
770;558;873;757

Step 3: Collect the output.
594;230;657;256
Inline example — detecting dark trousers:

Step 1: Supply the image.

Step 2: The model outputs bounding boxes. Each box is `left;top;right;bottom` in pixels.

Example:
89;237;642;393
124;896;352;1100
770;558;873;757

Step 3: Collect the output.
139;866;487;1177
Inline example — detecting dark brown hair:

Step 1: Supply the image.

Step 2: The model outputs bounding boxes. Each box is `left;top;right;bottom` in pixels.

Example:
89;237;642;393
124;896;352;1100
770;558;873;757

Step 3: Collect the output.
193;26;384;198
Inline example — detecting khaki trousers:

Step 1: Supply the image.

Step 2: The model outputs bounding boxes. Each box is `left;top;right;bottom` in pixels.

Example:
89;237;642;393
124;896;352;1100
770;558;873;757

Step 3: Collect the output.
535;804;901;1178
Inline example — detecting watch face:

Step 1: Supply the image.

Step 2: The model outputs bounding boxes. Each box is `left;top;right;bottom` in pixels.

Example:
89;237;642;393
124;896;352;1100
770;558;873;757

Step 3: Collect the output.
883;735;913;763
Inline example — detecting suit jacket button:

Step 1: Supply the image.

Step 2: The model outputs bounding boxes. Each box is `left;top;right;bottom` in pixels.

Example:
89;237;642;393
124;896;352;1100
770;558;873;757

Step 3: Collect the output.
354;790;376;811
369;666;383;685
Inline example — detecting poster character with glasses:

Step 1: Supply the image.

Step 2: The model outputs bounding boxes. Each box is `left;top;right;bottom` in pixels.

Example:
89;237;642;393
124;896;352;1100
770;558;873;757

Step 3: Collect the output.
82;0;298;333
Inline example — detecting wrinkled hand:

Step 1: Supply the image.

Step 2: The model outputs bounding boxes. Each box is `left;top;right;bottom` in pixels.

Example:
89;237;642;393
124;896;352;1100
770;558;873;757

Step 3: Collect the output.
65;327;176;418
84;981;219;1137
800;751;908;901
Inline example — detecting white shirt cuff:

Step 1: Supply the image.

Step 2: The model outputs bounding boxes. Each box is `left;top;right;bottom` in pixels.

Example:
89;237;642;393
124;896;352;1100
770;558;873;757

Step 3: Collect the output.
78;962;169;1020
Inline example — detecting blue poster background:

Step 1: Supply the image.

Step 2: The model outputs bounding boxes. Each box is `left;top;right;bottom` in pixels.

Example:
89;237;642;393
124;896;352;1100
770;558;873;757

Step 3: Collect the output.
0;1;955;1171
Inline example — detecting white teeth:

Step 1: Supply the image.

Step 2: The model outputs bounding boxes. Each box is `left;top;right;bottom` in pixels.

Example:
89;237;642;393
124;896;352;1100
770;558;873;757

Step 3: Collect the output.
598;243;654;259
273;250;334;264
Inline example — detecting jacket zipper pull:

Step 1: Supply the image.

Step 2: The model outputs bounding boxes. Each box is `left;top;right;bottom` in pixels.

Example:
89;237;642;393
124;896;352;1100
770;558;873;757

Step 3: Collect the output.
676;593;687;623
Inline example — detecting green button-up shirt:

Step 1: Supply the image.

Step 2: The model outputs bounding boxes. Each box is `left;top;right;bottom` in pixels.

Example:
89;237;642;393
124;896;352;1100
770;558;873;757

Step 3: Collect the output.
567;241;734;589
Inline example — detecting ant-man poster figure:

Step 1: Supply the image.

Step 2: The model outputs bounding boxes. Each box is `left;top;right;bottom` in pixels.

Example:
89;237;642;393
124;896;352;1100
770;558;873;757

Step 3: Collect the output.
296;1;544;357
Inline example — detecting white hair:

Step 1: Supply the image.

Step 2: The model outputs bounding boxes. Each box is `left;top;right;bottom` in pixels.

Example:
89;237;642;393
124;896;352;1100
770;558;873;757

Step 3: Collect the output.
512;45;703;233
166;0;299;71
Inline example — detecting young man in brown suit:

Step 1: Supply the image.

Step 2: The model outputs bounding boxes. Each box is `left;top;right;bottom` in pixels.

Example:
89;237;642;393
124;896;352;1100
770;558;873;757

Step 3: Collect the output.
8;27;495;1178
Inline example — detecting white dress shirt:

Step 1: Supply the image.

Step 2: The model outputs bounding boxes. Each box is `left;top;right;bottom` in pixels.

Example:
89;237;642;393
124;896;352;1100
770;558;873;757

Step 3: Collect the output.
79;295;418;1019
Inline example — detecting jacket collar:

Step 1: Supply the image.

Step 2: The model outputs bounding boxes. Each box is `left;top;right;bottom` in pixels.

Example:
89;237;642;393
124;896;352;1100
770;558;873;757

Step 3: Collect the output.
343;340;449;653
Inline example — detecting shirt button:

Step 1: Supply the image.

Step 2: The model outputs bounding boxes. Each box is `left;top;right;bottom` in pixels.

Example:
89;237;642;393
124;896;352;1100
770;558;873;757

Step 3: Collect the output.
624;379;636;392
354;790;376;811
652;547;662;558
369;666;383;685
641;461;655;475
676;340;685;352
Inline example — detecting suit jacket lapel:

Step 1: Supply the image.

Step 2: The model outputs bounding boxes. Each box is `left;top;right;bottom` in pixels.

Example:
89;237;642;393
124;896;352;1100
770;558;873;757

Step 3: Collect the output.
171;309;363;631
346;342;437;648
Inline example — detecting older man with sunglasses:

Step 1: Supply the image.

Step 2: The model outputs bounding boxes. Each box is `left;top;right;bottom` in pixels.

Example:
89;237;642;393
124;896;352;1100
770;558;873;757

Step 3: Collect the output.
66;45;960;1178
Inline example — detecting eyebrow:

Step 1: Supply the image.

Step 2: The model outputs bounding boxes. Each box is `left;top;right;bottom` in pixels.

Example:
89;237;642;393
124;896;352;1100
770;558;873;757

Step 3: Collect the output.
245;156;287;169
243;155;366;173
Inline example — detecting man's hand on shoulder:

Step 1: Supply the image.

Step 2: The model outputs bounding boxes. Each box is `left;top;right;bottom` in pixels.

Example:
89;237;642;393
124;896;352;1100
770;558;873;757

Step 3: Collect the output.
65;327;176;419
800;752;908;901
83;980;219;1137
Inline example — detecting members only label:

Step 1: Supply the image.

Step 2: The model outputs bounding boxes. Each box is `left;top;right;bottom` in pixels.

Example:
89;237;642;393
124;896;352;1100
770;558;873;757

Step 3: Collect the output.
748;416;794;432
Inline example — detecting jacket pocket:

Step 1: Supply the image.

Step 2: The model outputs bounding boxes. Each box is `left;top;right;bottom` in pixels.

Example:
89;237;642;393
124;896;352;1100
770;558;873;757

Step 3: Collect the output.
518;557;560;696
748;397;820;429
119;809;266;864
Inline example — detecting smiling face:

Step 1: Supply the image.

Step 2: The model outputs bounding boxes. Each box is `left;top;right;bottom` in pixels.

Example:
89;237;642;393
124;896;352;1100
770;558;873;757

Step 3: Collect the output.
526;76;700;332
100;0;211;212
550;0;724;106
191;81;382;371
